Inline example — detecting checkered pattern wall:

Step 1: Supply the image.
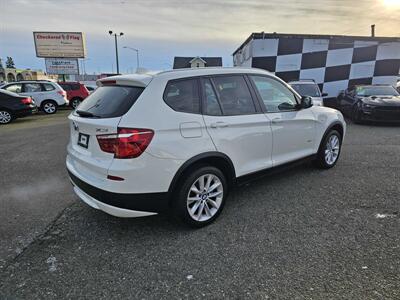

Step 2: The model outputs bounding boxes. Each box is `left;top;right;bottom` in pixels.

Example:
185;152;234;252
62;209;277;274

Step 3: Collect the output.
249;37;400;98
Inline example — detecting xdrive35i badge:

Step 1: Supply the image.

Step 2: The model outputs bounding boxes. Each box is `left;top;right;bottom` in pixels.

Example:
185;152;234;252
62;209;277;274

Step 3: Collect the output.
96;128;108;133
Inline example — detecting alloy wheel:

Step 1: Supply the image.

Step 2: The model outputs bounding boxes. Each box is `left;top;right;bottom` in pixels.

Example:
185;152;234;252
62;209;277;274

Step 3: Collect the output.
0;111;12;124
43;102;56;114
72;99;81;109
324;134;340;165
186;174;223;222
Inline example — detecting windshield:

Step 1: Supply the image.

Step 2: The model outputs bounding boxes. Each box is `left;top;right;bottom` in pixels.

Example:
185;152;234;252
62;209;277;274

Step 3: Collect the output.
290;83;321;97
75;85;144;118
356;86;399;96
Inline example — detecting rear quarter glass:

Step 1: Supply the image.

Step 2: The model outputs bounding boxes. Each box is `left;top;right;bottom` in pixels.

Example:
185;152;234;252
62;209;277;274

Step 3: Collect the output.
75;85;144;118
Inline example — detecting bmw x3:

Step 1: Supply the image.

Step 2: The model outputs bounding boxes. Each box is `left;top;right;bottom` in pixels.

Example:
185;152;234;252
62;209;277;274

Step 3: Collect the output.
66;68;346;227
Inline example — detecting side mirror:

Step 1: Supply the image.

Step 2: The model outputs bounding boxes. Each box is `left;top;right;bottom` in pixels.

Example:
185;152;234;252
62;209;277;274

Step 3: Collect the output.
299;96;313;109
322;92;328;97
278;102;296;111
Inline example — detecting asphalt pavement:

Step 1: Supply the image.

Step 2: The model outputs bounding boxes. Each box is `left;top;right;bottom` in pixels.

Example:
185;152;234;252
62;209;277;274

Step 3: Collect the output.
0;112;399;299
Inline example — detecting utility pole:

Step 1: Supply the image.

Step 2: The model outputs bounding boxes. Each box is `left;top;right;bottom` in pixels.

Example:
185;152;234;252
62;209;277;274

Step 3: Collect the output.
109;30;124;74
123;46;140;72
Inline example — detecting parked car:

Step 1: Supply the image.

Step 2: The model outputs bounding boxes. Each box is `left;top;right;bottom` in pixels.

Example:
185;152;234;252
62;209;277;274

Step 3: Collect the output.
338;85;400;123
0;80;68;114
66;68;346;227
0;89;37;124
289;80;327;106
58;81;90;109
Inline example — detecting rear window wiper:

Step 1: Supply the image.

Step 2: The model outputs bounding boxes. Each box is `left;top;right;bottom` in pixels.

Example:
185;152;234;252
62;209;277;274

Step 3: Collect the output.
76;110;100;118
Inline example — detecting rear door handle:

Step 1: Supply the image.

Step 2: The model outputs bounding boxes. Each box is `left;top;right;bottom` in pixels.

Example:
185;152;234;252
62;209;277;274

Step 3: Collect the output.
271;117;283;124
210;121;229;128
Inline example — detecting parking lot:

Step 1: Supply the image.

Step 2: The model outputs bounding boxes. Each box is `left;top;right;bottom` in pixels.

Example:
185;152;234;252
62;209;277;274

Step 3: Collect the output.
0;112;399;299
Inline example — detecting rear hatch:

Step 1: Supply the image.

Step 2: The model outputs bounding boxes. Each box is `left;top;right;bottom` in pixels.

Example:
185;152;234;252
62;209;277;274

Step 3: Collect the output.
67;84;145;182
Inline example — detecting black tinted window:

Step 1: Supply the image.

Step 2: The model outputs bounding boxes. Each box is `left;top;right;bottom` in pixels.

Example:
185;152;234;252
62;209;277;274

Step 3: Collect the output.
164;79;200;114
59;84;71;91
71;84;80;90
24;83;42;93
211;75;256;115
76;86;144;118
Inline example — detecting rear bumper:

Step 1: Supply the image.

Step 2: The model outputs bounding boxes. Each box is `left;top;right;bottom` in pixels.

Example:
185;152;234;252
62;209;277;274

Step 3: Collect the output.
68;169;169;216
14;107;37;118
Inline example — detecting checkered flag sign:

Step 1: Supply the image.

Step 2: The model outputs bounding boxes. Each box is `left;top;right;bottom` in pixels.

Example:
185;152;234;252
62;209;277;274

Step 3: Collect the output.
235;34;400;99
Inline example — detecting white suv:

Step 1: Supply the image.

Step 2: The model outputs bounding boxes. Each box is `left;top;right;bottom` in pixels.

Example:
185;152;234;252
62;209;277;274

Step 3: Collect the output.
1;80;68;114
66;68;346;227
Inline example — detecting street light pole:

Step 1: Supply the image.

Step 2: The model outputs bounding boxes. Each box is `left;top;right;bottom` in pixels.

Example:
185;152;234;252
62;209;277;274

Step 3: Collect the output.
123;46;140;72
109;30;124;74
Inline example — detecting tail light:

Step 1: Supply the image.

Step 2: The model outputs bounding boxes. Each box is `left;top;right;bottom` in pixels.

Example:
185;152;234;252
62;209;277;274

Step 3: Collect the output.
97;128;154;159
21;97;32;104
58;90;67;98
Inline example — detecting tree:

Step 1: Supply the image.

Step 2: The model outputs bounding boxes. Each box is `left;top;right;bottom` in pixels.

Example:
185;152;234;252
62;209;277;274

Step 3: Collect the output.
6;57;15;69
0;58;3;69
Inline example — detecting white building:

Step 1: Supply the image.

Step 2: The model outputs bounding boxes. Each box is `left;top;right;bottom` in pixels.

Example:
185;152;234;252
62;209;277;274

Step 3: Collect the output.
233;32;400;104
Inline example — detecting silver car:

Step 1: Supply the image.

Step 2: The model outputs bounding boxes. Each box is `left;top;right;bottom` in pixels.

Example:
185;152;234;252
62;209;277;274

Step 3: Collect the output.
289;80;327;106
0;80;68;114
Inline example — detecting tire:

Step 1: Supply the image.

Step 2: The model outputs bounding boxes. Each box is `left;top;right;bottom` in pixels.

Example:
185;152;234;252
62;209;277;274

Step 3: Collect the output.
314;129;342;169
71;98;82;109
172;165;228;228
351;104;363;124
41;100;58;114
0;109;13;124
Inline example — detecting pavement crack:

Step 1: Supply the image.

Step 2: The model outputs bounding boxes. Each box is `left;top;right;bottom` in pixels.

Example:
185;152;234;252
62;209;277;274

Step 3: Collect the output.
0;201;77;274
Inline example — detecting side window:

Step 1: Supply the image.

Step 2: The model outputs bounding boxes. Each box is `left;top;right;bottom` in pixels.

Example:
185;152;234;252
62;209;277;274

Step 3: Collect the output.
202;78;222;116
4;84;22;93
24;83;42;93
250;76;297;112
164;79;200;114
211;75;256;115
43;83;55;91
71;84;80;90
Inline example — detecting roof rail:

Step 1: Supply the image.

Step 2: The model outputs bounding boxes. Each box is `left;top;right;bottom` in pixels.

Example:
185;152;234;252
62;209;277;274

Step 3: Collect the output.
14;79;53;82
296;79;316;82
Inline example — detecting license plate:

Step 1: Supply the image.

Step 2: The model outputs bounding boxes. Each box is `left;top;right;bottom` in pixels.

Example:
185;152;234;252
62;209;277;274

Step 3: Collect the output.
78;133;90;148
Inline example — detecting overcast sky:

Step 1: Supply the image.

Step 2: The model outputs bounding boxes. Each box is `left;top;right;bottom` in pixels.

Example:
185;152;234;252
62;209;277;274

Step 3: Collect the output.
1;0;399;74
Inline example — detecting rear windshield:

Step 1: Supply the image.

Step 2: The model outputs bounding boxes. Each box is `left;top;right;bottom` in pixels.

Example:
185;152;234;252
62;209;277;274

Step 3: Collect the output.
290;83;321;97
0;89;20;97
75;85;144;118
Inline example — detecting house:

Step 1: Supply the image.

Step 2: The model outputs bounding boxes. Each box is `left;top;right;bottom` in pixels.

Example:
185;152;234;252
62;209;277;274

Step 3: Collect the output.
173;56;222;69
233;32;400;105
0;68;58;82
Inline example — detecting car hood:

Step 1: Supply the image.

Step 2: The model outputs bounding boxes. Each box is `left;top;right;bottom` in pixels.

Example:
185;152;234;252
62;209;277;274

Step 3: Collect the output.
360;95;400;106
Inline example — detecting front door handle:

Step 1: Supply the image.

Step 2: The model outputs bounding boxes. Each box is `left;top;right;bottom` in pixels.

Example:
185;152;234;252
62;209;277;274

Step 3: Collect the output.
210;121;229;128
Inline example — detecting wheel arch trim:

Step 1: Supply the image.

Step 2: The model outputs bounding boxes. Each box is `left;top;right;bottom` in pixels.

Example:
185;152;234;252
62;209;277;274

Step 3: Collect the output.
167;151;236;195
317;121;344;153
